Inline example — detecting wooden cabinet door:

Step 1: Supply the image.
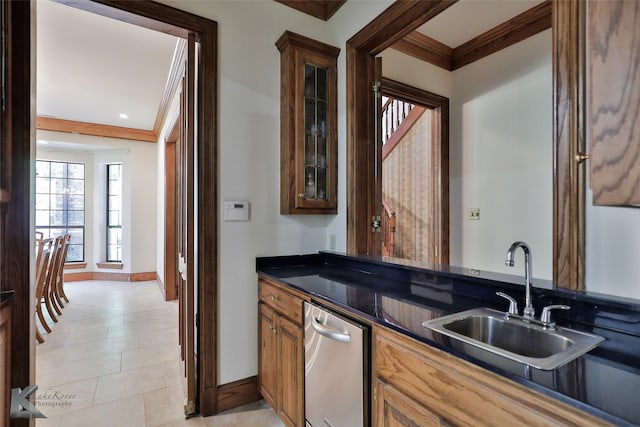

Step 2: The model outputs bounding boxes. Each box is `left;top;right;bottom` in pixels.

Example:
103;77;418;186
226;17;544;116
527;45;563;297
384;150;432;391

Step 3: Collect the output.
278;315;304;427
375;379;449;427
589;0;640;206
258;303;278;409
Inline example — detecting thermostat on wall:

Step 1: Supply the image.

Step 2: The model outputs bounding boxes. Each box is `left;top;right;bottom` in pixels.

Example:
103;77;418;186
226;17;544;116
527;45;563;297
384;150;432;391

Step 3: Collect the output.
223;200;250;221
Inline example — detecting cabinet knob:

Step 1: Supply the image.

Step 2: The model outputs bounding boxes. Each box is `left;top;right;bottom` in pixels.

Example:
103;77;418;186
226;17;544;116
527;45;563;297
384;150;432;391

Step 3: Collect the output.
297;193;305;199
271;295;278;302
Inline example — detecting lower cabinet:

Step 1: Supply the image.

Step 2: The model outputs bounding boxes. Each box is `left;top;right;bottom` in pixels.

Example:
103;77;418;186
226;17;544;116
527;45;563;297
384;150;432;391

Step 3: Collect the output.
376;378;452;427
373;326;611;427
258;279;305;427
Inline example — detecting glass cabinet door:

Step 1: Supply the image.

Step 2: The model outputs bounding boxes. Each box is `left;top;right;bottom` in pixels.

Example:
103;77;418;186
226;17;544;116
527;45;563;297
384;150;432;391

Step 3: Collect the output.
277;31;339;214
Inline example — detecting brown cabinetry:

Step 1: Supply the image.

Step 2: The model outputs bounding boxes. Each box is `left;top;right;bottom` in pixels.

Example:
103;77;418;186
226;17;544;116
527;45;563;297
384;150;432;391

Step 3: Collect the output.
276;31;340;214
258;279;307;426
373;326;611;427
588;0;640;206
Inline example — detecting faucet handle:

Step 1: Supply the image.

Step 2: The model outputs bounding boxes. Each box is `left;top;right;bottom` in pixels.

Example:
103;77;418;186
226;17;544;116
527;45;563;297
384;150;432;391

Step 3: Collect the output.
496;292;519;315
540;304;570;324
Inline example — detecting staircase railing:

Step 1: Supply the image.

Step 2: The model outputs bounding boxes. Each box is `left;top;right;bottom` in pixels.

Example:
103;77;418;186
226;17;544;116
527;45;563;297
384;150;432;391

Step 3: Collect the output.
382;97;414;145
381;197;396;257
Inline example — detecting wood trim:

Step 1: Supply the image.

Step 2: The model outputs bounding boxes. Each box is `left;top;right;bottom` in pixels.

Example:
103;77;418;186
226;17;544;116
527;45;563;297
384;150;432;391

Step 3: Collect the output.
164;132;178;301
95;262;123;269
2;4;35;427
130;272;156;281
217;375;261;413
553;0;585;291
274;0;347;21
47;0;219;415
0;190;9;204
63;272;127;282
392;32;453;71
36;116;157;143
382;106;426;160
64;262;87;270
452;0;552;70
153;38;186;138
346;0;457;255
390;1;552;72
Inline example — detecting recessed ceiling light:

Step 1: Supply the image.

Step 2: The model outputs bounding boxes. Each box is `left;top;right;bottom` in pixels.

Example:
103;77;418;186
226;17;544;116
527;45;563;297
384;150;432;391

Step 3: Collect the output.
119;113;128;119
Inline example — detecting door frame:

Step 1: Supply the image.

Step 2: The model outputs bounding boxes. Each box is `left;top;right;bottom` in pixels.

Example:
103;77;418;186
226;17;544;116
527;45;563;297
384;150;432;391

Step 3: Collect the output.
346;0;585;290
6;0;220;419
380;77;449;265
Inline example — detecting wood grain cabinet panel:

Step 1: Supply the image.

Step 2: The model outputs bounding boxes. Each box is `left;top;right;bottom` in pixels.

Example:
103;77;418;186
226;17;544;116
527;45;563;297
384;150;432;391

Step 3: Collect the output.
257;279;307;427
373;326;611;427
276;31;340;214
589;0;640;206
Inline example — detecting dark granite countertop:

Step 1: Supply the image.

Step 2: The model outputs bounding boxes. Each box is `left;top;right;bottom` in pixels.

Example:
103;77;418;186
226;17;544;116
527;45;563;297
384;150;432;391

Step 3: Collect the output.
257;252;640;426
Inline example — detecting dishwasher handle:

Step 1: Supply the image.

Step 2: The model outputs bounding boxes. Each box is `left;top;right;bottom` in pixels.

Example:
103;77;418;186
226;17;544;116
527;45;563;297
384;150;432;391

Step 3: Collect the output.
311;316;351;343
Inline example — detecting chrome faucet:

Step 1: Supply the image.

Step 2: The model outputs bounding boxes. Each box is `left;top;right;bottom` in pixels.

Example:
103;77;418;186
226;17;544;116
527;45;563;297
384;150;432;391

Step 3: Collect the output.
505;241;535;318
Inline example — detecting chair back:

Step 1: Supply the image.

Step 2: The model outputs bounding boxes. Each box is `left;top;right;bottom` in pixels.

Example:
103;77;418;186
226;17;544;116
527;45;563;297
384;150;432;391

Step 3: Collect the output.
35;238;53;301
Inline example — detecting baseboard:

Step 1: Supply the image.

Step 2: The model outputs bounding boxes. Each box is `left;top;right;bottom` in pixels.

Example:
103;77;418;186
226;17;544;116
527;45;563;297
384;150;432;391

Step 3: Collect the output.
130;272;156;282
216;375;260;413
64;271;157;282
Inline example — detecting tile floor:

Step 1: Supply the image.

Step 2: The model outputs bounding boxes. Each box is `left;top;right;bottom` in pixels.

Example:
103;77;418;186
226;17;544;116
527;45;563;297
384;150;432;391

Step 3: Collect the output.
35;280;283;427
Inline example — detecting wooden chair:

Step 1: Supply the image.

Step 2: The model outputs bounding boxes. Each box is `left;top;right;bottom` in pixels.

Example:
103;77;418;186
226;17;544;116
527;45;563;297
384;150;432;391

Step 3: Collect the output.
35;238;53;343
43;236;65;321
54;233;71;304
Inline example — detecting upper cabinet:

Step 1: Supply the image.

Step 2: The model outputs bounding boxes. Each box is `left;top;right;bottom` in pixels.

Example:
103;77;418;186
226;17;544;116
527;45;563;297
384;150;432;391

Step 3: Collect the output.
589;0;640;206
277;31;339;214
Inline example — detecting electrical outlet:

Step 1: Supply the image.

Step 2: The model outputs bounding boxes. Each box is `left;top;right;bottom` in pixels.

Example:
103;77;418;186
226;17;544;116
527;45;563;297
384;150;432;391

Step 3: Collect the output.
469;208;480;220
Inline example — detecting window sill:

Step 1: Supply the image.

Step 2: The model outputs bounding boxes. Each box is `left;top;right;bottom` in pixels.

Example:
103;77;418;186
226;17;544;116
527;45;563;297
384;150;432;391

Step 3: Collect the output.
96;262;124;270
64;262;87;270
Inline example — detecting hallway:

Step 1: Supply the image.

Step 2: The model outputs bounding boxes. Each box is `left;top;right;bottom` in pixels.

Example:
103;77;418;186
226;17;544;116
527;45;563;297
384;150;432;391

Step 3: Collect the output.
34;280;282;427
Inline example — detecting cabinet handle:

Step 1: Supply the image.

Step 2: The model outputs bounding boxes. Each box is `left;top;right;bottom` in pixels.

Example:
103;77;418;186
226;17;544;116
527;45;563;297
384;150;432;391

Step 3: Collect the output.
271;295;278;302
311;316;351;343
297;193;305;199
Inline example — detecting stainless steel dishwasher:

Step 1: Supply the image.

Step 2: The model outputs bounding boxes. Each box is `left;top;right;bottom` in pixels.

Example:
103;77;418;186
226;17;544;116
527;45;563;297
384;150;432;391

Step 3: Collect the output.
304;302;368;427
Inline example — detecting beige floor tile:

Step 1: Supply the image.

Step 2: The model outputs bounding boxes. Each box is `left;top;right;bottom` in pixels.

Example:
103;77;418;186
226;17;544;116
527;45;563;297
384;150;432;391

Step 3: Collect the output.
34;377;98;417
157;416;204;427
59;394;146;427
143;384;186;426
94;363;168;405
121;343;179;371
83;334;140;358
36;342;87;363
139;328;179;349
202;408;284;427
161;360;184;387
37;352;122;388
35;414;62;427
38;325;110;348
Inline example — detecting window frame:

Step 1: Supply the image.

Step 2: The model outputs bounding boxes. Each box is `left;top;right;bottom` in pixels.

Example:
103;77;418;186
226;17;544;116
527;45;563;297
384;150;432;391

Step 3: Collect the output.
106;163;123;263
35;159;86;263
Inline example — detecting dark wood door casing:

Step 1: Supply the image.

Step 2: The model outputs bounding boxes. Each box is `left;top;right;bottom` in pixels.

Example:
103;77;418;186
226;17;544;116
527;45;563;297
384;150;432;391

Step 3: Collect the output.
347;0;586;290
6;0;220;419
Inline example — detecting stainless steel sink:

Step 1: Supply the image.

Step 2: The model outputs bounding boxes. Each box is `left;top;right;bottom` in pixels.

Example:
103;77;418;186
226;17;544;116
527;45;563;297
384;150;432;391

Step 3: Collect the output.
423;307;604;370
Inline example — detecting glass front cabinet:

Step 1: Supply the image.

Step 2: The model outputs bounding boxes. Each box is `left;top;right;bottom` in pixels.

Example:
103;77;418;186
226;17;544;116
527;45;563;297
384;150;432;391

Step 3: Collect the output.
276;31;339;214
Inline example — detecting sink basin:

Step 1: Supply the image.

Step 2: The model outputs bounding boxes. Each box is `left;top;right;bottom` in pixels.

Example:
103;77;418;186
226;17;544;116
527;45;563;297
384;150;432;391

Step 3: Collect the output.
423;308;604;370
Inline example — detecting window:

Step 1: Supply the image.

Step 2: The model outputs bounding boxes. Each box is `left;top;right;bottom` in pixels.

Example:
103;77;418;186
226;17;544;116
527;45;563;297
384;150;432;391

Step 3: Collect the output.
106;163;122;262
35;160;85;262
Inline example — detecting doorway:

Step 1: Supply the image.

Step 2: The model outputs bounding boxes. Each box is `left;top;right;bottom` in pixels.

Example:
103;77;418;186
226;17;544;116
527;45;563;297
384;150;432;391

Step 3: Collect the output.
379;77;449;264
3;1;219;423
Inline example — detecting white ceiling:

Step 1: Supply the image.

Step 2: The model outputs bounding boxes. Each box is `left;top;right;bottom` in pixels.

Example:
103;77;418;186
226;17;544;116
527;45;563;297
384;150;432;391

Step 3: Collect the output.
36;0;179;132
416;0;545;48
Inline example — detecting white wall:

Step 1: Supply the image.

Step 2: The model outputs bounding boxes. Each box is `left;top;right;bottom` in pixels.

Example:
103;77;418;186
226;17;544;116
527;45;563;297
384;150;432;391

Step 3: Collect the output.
155;0;394;384
586;188;640;299
37;130;158;274
450;30;552;279
377;30;552;280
